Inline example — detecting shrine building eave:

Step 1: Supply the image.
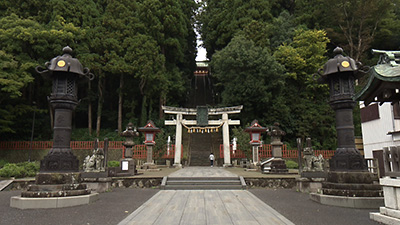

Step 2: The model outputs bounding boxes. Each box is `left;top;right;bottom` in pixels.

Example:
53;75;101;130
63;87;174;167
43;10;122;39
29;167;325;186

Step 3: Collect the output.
355;63;400;106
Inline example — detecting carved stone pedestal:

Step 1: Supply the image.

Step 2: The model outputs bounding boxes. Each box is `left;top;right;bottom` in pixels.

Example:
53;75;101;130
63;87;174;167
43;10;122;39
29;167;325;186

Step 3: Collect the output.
310;171;384;209
119;158;137;176
21;173;90;197
270;159;288;173
322;171;382;197
10;172;97;209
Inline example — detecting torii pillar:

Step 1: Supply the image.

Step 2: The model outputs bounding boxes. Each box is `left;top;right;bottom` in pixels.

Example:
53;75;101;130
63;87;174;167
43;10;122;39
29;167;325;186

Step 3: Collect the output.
174;113;183;167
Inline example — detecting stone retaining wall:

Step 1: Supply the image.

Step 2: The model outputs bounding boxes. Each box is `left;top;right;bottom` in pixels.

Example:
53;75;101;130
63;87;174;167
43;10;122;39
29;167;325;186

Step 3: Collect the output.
8;177;297;190
244;178;296;189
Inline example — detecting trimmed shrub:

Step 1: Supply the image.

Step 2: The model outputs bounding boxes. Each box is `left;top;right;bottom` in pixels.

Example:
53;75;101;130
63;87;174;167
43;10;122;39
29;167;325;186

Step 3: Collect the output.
0;161;39;178
108;160;120;167
286;160;299;169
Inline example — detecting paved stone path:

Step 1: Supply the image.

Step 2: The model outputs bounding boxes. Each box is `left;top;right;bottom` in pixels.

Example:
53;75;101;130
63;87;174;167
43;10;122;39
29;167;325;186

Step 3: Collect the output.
168;166;238;178
118;167;294;225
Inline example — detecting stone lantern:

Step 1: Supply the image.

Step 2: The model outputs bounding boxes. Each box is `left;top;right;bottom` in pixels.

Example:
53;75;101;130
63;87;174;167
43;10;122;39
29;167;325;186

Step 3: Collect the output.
120;122;139;175
10;47;97;209
245;120;267;165
138;120;160;166
36;46;93;172
121;122;139;158
318;47;367;171
309;47;382;205
266;122;288;173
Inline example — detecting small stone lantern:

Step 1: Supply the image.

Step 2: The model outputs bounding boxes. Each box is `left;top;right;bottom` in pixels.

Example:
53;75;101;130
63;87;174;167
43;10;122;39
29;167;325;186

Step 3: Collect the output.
138;120;160;166
121;122;139;158
245;120;267;165
266;122;288;173
317;47;367;171
120;122;139;175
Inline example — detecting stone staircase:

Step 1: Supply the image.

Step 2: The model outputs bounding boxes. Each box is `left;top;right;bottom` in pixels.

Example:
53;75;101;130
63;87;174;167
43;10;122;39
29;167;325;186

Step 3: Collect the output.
161;176;246;190
189;132;222;166
189;133;213;166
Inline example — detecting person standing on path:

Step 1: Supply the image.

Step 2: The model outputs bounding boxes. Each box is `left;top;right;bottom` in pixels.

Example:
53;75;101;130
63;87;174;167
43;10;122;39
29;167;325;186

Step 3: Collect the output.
209;153;215;167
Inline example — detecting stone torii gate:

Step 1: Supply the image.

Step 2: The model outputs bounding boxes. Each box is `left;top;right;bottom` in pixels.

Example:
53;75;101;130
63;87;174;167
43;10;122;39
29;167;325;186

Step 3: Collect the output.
162;105;242;167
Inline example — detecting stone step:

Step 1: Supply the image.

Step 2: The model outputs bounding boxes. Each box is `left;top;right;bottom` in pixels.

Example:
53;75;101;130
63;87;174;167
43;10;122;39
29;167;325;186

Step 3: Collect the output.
164;184;243;190
167;180;241;185
322;182;382;190
322;188;383;197
161;176;246;190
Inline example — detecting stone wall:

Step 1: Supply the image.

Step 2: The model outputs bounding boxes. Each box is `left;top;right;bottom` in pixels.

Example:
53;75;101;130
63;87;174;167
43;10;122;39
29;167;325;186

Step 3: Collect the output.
244;178;296;189
9;177;297;190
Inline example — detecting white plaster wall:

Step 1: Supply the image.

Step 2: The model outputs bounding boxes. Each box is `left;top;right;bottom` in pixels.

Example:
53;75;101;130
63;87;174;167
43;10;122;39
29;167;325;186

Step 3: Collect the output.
361;102;395;159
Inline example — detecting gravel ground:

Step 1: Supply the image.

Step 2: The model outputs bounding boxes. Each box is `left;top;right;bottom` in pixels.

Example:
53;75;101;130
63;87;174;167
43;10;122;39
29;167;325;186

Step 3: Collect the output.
0;188;158;225
0;187;381;225
250;188;380;225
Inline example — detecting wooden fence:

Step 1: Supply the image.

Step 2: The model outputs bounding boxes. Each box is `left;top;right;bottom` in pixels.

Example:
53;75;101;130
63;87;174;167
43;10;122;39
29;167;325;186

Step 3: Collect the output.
219;144;335;159
0;141;177;159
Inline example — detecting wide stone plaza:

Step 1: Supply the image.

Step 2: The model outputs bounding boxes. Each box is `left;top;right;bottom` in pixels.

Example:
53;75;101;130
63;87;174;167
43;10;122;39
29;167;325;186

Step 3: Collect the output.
1;167;378;225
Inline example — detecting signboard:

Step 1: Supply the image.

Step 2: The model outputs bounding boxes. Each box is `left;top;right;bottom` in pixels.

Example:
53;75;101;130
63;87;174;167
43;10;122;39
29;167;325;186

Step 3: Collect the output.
196;106;208;126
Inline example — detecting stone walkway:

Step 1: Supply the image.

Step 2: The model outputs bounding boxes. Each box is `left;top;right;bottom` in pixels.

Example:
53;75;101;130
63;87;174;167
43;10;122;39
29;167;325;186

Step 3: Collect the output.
118;167;294;225
168;166;238;178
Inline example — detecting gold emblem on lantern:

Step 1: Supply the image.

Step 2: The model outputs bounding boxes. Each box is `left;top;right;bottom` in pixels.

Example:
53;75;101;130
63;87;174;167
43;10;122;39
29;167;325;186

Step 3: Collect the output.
57;60;66;67
341;61;350;68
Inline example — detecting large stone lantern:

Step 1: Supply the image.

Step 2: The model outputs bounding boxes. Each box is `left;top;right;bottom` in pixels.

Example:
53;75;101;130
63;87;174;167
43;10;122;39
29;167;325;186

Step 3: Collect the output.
36;46;93;172
10;47;97;209
318;47;367;171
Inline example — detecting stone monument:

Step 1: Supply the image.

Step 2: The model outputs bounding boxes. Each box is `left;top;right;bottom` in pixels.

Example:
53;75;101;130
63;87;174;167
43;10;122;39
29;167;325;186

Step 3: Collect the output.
81;138;111;192
83;139;106;172
302;138;325;172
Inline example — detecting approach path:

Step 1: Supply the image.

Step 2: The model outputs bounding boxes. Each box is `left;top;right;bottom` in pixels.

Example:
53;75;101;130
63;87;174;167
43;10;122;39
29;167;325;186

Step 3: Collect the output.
118;167;294;225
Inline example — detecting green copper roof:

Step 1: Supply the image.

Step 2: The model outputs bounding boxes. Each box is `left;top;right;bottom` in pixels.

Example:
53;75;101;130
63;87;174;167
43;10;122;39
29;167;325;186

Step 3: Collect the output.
355;50;400;105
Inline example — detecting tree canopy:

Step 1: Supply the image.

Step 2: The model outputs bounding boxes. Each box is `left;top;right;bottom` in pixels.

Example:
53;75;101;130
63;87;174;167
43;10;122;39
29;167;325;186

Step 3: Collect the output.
1;0;399;150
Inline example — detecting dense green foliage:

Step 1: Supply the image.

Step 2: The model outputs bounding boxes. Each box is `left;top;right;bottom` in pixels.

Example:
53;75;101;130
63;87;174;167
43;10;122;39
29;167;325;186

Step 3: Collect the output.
0;0;197;140
1;0;399;150
0;161;39;178
198;0;400;149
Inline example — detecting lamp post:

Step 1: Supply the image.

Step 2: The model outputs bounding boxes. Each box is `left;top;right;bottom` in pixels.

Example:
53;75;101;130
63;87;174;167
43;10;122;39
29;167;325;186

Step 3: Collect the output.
29;101;36;162
245;120;267;165
318;47;367;171
138;120;160;166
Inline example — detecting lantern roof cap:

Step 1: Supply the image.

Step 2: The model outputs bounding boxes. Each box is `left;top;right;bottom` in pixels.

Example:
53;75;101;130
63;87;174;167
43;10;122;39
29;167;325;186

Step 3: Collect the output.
120;122;139;137
318;47;364;83
138;120;161;133
245;120;267;133
36;46;93;80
